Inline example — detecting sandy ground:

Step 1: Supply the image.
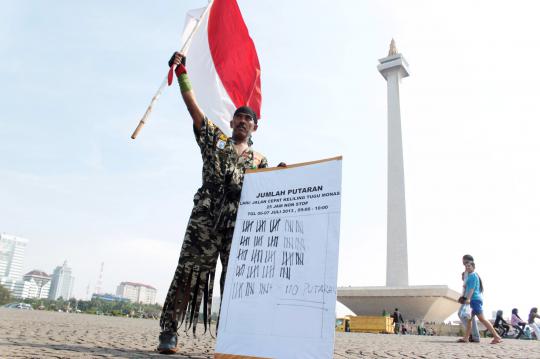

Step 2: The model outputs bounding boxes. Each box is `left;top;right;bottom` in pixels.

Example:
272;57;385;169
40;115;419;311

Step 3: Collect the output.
1;308;539;358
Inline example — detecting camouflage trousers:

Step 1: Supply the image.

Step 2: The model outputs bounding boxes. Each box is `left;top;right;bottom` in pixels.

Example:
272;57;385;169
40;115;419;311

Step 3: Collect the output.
160;204;234;335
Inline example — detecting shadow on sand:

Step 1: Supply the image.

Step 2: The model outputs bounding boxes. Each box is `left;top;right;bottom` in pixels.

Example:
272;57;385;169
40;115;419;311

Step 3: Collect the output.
10;342;213;358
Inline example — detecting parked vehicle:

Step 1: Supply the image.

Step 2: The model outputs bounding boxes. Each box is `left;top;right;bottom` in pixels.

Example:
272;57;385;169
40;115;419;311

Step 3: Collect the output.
3;302;33;310
336;316;393;334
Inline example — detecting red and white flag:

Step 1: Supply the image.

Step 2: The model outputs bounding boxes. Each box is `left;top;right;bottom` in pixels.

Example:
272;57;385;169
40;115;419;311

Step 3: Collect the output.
181;0;262;136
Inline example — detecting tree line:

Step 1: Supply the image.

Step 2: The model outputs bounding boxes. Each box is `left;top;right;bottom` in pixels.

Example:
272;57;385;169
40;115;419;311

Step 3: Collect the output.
0;284;162;319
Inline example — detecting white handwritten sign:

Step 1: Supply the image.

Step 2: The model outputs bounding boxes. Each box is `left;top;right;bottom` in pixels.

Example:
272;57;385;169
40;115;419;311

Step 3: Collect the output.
215;157;342;359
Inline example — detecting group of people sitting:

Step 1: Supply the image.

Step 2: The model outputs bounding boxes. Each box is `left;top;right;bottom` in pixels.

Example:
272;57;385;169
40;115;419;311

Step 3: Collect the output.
493;307;540;339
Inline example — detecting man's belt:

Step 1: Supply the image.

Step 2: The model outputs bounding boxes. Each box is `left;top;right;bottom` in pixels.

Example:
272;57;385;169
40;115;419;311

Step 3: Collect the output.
201;182;240;200
201;182;241;229
201;182;224;192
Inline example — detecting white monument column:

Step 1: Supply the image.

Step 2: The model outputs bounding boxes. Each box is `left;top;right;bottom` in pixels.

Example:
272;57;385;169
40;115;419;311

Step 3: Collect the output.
377;40;410;287
336;45;461;318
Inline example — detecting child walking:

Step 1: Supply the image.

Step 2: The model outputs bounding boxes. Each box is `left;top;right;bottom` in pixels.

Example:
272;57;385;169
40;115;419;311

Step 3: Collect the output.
460;261;502;344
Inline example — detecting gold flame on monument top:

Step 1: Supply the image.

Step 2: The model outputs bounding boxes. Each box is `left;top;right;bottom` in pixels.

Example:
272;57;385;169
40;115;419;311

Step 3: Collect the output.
388;38;398;56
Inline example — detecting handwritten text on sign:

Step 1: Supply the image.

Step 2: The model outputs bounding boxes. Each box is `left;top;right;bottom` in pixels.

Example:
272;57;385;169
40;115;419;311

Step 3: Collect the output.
216;158;342;359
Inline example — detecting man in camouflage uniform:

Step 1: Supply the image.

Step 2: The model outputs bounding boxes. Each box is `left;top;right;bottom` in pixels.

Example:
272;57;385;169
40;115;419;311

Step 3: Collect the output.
158;52;268;354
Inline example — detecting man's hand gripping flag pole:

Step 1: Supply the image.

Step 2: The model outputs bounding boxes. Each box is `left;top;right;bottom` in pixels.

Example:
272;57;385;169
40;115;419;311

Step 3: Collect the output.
130;4;212;140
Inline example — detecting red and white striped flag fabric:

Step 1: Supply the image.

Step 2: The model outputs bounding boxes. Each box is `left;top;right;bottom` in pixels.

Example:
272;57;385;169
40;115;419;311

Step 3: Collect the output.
182;0;262;136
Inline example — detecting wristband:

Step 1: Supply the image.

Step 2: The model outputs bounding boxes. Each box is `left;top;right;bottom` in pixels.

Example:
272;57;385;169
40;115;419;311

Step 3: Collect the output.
175;63;187;77
168;63;187;86
178;73;192;93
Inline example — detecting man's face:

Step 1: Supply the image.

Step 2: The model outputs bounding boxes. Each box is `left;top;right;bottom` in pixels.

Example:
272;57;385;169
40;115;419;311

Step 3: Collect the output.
230;113;257;139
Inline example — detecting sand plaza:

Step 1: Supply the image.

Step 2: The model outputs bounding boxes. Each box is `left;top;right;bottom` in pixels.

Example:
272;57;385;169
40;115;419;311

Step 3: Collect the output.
2;308;539;359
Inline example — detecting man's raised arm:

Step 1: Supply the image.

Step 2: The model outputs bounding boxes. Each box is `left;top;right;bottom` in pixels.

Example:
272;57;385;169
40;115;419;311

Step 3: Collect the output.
169;52;204;130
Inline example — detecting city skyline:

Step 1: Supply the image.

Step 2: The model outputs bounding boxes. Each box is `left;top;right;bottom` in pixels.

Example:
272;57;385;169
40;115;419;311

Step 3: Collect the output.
0;232;160;301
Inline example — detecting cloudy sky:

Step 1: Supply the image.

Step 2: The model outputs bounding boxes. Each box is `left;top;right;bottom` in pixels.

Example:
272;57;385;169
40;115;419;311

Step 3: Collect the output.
2;0;540;319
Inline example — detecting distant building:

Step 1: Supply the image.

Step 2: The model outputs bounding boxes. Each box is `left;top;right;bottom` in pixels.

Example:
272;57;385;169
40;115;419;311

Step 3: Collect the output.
48;260;75;300
3;270;51;299
92;293;130;302
116;282;157;304
0;233;28;281
0;234;30;298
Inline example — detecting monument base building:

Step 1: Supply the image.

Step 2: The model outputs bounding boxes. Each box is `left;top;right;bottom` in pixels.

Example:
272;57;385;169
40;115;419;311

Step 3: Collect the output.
337;285;461;322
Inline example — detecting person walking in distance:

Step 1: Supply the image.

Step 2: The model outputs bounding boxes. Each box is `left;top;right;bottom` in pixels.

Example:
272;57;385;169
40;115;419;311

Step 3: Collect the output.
458;254;480;342
392;308;404;334
460;261;502;344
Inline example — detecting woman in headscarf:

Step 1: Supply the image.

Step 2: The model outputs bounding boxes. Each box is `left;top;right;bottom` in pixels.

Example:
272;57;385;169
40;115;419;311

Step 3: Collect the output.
528;307;540;340
511;308;527;339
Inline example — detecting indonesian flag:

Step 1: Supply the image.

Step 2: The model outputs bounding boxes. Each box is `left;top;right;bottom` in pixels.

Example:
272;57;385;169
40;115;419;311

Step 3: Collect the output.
181;0;262;136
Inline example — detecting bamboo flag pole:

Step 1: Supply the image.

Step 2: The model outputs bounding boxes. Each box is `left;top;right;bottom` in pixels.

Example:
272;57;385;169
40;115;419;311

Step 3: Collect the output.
130;3;212;140
130;76;168;139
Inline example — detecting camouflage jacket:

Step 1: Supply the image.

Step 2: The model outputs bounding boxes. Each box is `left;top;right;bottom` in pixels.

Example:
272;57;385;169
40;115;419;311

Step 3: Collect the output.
193;117;268;229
